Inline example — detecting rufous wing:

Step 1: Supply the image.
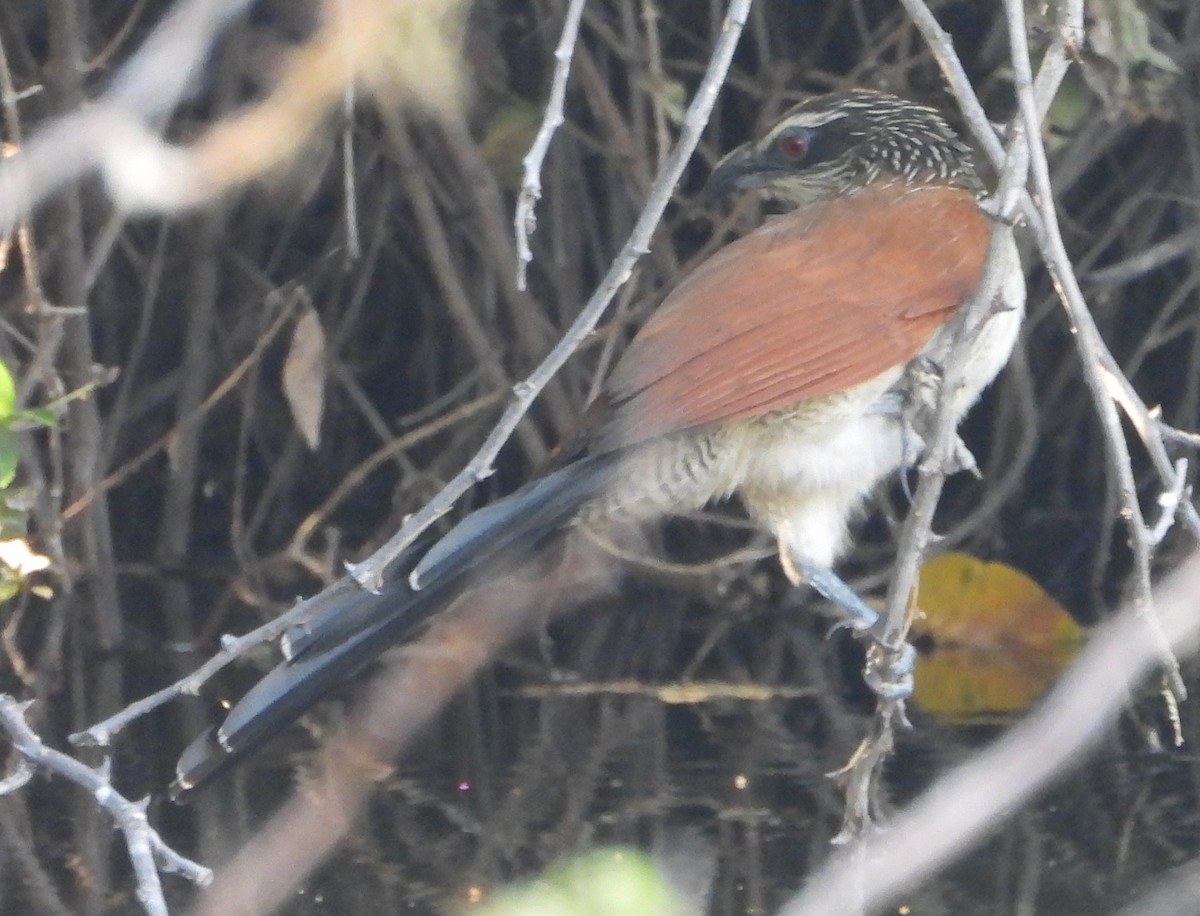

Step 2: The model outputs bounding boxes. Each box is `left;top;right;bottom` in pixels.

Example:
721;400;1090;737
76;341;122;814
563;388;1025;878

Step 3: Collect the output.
598;183;990;450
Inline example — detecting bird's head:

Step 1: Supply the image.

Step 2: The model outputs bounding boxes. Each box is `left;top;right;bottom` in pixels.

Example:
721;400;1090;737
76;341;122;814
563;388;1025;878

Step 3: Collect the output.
706;89;980;208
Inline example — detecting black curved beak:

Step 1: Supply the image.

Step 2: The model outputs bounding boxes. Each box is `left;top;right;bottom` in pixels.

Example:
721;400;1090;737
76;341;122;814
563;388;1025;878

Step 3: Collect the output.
705;143;766;199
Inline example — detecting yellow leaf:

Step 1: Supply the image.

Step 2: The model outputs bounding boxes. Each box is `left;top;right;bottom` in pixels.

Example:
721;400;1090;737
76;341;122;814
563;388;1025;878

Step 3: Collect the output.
910;552;1083;723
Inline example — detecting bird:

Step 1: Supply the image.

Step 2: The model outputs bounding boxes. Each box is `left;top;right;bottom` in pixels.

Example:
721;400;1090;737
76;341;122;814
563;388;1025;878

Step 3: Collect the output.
173;89;1025;795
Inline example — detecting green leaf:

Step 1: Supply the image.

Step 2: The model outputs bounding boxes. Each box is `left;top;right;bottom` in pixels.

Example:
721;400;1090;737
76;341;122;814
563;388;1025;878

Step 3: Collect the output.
0;508;26;540
0;362;15;420
13;407;56;429
478;848;683;916
0;430;19;489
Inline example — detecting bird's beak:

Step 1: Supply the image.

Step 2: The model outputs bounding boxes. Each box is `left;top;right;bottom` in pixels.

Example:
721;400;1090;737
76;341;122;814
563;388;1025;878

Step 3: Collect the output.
705;143;766;199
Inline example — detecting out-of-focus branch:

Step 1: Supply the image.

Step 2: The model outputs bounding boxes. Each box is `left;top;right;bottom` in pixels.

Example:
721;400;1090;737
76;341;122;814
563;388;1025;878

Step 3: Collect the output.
1113;852;1200;916
105;0;256;116
0;0;468;227
0;0;252;230
102;0;469;212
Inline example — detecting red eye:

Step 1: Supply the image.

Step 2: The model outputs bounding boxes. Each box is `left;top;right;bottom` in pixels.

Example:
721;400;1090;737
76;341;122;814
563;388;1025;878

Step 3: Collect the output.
778;132;809;158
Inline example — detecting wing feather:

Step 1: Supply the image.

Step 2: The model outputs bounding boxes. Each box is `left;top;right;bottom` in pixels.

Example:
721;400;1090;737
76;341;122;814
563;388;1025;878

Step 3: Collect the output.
599;184;989;448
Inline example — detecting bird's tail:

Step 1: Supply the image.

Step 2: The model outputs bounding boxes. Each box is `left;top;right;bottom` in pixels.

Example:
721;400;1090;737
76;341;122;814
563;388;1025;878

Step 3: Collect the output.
173;453;618;797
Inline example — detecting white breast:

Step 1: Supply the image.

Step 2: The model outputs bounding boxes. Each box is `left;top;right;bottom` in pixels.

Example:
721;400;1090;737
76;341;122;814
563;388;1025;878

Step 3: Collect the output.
737;234;1025;571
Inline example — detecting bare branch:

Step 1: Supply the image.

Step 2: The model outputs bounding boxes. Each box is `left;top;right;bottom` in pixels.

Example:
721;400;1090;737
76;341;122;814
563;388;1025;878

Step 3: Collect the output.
514;0;588;290
70;579;355;748
0;696;212;915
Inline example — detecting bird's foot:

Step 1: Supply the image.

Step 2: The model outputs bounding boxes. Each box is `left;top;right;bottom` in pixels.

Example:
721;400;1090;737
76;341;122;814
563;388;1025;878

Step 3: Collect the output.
863;639;915;703
777;536;916;716
887;357;984;479
877;359;941;470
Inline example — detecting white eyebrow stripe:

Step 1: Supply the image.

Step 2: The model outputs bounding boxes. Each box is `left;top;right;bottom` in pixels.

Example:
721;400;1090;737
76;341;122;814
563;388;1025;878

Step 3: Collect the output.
778;109;849;131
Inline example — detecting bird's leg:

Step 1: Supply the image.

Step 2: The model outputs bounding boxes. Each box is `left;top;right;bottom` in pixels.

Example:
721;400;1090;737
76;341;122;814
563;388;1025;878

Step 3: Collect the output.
776;522;915;702
776;521;878;631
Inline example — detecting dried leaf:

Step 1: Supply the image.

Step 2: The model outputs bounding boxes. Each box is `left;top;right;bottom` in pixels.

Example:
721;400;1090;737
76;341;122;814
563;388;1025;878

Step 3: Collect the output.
283;307;327;450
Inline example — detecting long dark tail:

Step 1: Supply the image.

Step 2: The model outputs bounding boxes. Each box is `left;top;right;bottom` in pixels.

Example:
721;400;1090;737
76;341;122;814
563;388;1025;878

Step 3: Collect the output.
172;454;617;797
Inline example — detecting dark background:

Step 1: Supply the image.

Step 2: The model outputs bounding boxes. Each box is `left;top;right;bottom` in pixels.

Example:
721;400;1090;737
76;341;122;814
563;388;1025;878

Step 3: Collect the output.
1;0;1198;912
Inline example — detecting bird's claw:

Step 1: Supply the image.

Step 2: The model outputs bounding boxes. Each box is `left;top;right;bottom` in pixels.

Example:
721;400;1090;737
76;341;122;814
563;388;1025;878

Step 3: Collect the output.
863;640;916;701
918;434;979;477
950;436;981;478
824;614;876;639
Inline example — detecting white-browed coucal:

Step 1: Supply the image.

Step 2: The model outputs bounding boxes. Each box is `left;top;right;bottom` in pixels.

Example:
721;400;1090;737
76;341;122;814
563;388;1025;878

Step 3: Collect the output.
174;89;1025;794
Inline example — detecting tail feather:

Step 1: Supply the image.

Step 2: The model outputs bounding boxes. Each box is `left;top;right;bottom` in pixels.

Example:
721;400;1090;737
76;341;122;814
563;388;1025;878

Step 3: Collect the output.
284;454;617;662
409;456;617;588
173;453;616;797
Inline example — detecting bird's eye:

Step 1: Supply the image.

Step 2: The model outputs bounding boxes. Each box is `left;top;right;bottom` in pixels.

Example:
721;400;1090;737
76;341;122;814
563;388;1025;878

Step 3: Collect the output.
778;130;810;159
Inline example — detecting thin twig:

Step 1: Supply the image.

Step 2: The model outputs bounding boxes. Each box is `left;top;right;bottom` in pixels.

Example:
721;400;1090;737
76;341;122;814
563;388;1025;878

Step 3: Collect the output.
389;118;547;462
287;389;506;554
514;0;588;290
837;175;1026;838
341;84;361;261
68;575;368;748
640;0;672;169
0;754;34;794
1086;229;1200;286
1103;367;1200;539
835;0;1080;840
1149;458;1189;547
